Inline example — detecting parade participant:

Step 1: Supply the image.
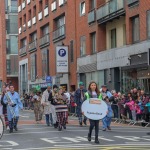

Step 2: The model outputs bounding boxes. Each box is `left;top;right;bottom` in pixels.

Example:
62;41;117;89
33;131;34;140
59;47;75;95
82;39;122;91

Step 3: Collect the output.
84;81;102;144
49;86;68;131
48;84;59;128
32;91;43;123
74;82;87;126
41;84;52;126
3;85;23;133
1;85;9;130
102;96;113;131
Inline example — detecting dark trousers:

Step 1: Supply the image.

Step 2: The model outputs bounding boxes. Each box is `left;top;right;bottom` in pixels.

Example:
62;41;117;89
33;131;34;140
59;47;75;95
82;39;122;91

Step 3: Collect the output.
89;119;99;139
9;116;19;130
45;114;53;126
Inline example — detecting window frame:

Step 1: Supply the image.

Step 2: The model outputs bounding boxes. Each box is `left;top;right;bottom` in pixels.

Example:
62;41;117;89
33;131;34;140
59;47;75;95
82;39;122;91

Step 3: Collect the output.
91;32;96;54
80;1;86;16
80;36;86;57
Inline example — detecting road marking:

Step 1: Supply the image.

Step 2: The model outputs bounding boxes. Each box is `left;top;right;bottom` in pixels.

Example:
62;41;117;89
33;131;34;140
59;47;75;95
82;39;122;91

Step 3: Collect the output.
19;115;29;118
41;138;72;144
115;136;150;141
0;141;19;147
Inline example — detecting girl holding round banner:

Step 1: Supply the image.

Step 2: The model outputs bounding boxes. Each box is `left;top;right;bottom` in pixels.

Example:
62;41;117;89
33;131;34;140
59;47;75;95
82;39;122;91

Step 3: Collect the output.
82;81;108;144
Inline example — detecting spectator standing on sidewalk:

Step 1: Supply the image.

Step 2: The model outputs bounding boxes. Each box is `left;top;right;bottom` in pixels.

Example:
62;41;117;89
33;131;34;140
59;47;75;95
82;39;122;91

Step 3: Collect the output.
74;82;87;126
41;84;52;126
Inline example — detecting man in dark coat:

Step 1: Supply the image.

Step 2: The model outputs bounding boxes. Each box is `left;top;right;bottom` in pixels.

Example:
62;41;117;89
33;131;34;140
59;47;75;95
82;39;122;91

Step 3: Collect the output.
74;82;87;126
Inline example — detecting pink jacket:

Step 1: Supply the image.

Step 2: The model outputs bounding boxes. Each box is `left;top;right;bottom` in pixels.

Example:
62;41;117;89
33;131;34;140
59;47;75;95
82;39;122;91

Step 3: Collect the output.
126;100;135;111
135;105;142;114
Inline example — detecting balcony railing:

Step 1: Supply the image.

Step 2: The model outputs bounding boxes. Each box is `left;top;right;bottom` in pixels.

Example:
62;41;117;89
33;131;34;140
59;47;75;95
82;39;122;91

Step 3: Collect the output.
97;0;125;24
53;25;65;41
19;46;27;56
88;9;96;24
28;41;37;52
127;0;139;7
39;33;50;47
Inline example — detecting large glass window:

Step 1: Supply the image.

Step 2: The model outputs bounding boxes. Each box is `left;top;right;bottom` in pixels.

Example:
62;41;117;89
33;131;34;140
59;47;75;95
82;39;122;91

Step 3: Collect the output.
147;10;150;38
42;25;49;36
30;54;36;81
80;36;86;56
132;16;140;43
41;49;49;78
7;15;18;34
10;35;18;54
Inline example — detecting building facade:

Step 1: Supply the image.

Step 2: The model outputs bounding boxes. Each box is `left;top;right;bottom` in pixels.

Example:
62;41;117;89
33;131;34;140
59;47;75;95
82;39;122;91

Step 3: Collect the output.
18;0;150;94
0;0;18;91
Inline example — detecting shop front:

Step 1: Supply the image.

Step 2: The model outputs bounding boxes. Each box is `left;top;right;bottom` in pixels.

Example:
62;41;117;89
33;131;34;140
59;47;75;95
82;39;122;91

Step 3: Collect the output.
121;52;150;93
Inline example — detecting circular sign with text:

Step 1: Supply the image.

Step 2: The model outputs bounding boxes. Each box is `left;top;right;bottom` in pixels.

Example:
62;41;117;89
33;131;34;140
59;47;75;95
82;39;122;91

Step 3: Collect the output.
82;98;108;120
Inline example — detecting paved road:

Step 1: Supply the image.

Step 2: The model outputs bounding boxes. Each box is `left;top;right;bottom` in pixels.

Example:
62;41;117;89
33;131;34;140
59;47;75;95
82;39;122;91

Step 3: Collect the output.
0;110;150;150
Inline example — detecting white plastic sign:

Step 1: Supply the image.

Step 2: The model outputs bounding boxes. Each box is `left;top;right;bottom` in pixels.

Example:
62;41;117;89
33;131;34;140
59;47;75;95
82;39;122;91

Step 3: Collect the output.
82;98;108;120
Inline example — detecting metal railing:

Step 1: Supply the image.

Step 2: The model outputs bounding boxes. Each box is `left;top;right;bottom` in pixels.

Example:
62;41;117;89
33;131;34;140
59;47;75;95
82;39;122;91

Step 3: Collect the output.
97;0;125;23
53;24;65;40
39;33;50;47
127;0;139;5
28;41;37;52
19;46;27;56
88;9;96;24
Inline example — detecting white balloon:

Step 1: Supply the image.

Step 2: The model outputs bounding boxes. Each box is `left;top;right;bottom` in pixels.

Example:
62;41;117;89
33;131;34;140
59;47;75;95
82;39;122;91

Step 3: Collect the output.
82;98;108;120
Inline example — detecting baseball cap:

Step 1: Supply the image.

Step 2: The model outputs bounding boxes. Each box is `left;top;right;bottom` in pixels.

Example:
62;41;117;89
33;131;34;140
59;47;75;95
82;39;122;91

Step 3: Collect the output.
79;82;84;86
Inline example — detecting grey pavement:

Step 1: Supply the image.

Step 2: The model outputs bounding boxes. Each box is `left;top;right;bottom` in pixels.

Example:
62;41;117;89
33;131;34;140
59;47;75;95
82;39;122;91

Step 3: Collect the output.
0;111;150;150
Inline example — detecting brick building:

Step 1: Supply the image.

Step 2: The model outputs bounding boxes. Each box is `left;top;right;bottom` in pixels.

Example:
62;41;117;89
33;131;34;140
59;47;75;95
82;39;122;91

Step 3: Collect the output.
18;0;150;94
0;0;18;91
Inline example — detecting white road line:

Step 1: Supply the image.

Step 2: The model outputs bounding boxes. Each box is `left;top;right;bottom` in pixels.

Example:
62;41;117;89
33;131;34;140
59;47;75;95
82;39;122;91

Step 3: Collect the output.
126;142;150;144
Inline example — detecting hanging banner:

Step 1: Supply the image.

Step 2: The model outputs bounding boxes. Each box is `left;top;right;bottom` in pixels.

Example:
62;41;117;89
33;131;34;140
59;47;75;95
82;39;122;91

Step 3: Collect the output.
82;98;108;120
56;46;68;73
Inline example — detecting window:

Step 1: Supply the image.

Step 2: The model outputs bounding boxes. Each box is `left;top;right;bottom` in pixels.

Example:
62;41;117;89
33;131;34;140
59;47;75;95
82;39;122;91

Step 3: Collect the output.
70;40;74;62
30;32;37;42
132;16;140;43
147;10;150;38
42;25;49;36
80;1;85;16
45;0;48;6
33;6;36;16
110;29;116;48
10;36;18;54
91;32;96;53
56;16;65;28
28;10;31;20
41;49;49;78
7;15;18;34
90;0;95;10
30;54;36;81
39;0;43;12
80;36;86;56
21;38;27;47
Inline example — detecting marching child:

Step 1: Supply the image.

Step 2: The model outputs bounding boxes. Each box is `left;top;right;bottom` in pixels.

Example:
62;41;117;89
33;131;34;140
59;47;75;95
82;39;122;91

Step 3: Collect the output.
102;96;113;131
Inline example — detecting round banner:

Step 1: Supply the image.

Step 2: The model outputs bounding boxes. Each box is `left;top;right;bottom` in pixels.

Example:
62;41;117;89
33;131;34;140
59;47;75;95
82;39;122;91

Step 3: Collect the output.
81;98;108;120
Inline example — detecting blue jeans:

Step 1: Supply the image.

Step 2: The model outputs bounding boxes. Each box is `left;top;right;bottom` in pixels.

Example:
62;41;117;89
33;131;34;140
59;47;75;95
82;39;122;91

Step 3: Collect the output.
102;116;112;129
45;113;53;126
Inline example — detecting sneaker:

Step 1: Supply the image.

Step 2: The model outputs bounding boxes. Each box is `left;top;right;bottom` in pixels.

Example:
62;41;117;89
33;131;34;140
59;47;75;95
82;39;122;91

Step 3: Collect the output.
58;126;62;131
79;122;83;127
63;125;66;129
6;126;9;130
107;126;111;130
87;133;91;142
102;128;106;131
14;126;18;131
95;139;100;144
9;129;13;133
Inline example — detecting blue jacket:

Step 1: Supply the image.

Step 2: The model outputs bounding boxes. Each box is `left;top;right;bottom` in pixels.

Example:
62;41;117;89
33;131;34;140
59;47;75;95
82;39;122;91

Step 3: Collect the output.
106;102;113;118
3;91;23;121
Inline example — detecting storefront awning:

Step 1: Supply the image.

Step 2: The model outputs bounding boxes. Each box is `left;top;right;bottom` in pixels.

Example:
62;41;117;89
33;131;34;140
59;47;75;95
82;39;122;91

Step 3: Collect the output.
121;63;148;70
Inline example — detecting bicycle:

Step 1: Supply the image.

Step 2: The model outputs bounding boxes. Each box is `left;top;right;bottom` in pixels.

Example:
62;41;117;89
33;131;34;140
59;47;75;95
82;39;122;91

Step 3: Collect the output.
0;116;4;139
